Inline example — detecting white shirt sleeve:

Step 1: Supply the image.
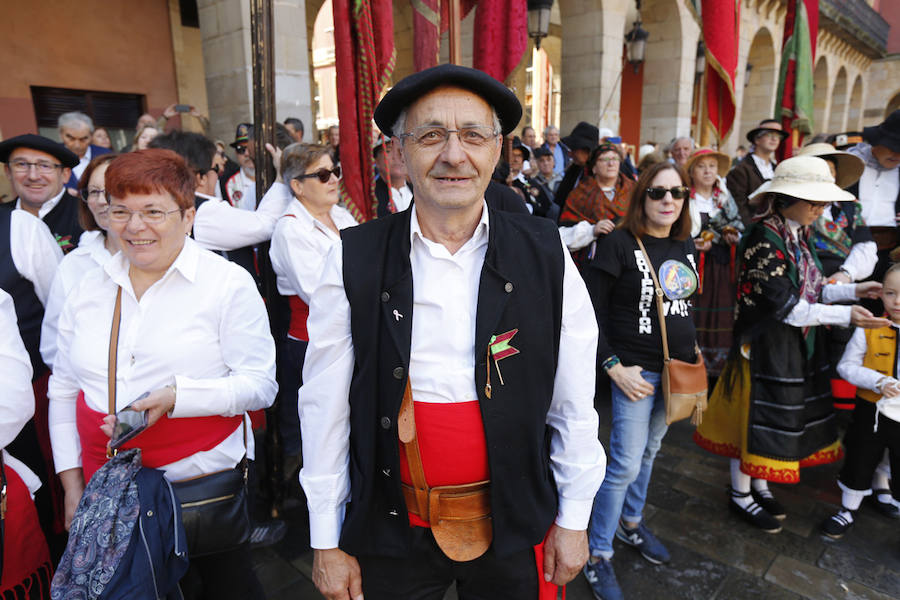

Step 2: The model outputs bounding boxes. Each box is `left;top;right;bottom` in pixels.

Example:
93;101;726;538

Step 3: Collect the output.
781;283;856;327
40;269;66;370
47;285;83;473
558;221;596;251
269;220;331;305
298;244;353;549
836;327;885;393
840;241;877;282
10;210;62;305
547;241;606;530
192;183;292;251
0;291;35;450
170;267;278;418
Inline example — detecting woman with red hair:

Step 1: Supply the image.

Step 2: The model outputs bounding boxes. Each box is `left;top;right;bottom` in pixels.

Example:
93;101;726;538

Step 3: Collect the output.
48;149;277;599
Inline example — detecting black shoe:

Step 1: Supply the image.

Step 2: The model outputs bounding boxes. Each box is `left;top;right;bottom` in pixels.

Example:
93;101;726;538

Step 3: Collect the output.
821;510;855;539
751;488;786;520
728;490;782;533
869;489;900;519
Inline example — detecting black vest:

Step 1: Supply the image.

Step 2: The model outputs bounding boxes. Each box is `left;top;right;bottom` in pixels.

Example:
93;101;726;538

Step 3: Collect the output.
339;207;565;558
0;192;83;254
0;208;46;376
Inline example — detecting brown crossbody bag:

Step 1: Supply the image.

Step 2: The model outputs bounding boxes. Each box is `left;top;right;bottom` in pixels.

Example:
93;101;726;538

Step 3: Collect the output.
397;379;492;562
634;237;708;425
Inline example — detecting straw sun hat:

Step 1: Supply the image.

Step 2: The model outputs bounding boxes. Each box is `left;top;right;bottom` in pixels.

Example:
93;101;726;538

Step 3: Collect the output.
748;155;856;203
795;142;864;189
684;148;730;178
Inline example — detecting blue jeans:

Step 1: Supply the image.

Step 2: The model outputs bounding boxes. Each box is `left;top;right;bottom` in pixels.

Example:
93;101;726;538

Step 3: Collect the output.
588;370;668;557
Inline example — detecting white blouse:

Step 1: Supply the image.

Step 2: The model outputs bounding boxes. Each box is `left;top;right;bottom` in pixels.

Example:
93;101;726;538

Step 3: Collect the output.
47;237;277;481
41;230;113;370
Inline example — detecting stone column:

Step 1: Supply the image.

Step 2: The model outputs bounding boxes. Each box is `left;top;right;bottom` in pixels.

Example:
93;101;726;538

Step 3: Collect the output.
198;0;314;145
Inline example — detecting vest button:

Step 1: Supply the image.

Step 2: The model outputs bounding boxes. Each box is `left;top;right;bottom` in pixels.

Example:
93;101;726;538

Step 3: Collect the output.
393;366;404;379
380;416;391;429
504;282;513;293
381;291;390;302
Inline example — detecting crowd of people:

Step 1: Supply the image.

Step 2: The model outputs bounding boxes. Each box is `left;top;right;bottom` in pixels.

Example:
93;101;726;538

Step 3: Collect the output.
0;64;899;600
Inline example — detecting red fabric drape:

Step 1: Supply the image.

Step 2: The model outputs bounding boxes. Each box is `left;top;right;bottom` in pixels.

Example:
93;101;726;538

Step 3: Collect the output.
701;0;740;143
333;0;395;222
472;0;528;83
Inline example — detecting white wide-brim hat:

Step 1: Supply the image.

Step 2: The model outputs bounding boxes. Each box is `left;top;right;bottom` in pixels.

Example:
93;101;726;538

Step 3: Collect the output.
748;155;856;203
795;142;864;189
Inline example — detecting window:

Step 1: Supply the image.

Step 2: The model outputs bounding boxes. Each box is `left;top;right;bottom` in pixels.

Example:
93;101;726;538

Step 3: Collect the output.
180;0;200;28
31;87;146;152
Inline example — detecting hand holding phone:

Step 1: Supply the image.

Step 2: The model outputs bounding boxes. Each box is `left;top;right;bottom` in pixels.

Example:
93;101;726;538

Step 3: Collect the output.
109;392;151;449
174;104;192;113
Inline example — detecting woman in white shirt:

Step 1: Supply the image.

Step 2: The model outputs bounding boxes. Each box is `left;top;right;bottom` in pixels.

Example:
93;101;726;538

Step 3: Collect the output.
48;149;277;599
41;154;120;370
269;143;356;472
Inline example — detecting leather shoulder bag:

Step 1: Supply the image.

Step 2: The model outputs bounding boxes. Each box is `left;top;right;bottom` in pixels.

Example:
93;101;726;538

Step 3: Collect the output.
108;286;251;557
634;237;708;425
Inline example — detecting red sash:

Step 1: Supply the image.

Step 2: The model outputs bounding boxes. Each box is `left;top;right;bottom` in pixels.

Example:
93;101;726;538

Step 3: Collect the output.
288;295;310;341
0;464;52;594
396;400;559;599
76;392;242;482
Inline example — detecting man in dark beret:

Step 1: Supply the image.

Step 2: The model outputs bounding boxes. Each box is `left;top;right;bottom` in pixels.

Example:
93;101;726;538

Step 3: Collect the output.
299;63;606;600
0;134;83;253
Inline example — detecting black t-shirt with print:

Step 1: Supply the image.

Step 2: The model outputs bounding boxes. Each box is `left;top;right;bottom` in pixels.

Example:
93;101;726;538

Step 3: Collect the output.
585;228;699;373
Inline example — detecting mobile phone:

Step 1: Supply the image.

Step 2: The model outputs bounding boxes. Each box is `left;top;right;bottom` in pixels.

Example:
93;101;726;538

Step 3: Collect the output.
109;393;150;449
174;104;191;113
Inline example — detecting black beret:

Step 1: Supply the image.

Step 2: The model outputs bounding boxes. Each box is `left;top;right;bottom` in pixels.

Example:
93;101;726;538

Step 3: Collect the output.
0;134;78;168
374;64;522;137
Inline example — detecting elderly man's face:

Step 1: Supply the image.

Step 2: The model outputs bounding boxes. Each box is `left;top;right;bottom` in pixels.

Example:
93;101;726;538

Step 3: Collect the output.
522;128;537;148
398;86;501;211
545;128;560;146
671;139;693;166
236;140;256;174
60;124;92;158
872;145;900;170
5;147;68;209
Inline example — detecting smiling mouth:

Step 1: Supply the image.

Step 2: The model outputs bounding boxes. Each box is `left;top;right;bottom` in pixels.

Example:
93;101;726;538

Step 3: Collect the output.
128;240;155;246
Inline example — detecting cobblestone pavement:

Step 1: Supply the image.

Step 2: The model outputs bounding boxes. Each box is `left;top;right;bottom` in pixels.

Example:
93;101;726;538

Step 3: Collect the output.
253;400;900;599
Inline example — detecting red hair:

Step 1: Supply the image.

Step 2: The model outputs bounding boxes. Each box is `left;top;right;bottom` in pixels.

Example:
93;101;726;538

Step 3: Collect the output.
105;149;195;210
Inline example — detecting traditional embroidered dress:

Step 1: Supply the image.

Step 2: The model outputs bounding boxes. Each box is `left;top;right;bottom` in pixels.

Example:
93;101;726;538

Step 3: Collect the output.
559;172;635;268
694;213;843;483
690;182;744;375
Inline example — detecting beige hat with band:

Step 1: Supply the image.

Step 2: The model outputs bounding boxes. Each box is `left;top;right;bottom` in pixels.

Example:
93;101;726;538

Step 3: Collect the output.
748;155;856;203
795;143;864;189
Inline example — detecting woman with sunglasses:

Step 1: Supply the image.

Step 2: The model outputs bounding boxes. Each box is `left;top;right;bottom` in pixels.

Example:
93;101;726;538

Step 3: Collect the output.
581;161;698;600
694;156;887;533
558;142;635;269
269;143;356;478
686;148;744;376
41;154;120;370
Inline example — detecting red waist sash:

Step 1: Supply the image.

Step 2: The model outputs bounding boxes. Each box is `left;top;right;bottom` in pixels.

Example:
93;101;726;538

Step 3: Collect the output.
288;295;310;341
76;392;242;482
0;463;52;593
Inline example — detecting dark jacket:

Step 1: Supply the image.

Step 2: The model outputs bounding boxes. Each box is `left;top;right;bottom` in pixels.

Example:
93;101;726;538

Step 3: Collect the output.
374;176;413;218
727;153;771;226
338;207;565;558
65;144;112;189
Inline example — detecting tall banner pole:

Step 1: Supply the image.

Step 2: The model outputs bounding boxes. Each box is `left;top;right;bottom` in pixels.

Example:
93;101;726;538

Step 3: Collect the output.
250;0;283;518
448;0;462;64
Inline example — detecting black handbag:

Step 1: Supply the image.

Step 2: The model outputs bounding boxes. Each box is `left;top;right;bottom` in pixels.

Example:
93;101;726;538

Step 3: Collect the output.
108;286;251;558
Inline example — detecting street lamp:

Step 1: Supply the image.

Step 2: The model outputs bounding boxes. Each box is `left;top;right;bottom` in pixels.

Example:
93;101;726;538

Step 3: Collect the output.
625;19;649;73
527;0;553;49
695;41;706;79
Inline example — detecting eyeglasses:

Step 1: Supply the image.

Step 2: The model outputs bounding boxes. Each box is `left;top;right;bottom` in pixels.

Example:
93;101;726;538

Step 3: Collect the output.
399;126;499;148
646;186;690;200
294;165;342;183
234;146;248;155
81;188;108;203
802;200;826;210
108;207;182;224
8;159;63;175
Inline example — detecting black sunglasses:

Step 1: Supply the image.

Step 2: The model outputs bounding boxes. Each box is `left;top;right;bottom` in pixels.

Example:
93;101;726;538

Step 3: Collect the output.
295;165;341;184
234;145;247;154
646;186;689;200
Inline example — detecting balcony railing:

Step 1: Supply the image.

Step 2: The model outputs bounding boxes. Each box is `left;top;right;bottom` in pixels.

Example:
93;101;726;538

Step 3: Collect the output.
820;0;889;58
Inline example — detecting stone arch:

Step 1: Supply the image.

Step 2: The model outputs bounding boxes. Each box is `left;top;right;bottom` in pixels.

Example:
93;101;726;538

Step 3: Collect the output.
827;66;848;134
847;74;863;132
887;90;900;118
639;0;698;145
739;27;777;140
812;55;828;135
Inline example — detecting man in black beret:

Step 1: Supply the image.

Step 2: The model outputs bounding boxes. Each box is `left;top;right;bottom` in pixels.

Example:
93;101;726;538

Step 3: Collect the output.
0;134;84;253
299;64;606;599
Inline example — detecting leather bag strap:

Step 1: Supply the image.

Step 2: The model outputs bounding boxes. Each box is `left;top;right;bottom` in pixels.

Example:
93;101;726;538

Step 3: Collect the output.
635;236;670;362
398;379;429;518
108;287;123;416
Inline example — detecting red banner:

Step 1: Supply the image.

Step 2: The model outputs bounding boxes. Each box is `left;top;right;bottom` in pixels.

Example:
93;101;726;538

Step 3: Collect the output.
472;0;528;83
701;0;740;143
333;0;395;221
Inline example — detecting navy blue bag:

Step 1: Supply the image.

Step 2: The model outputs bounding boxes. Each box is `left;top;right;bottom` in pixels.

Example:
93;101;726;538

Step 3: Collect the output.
51;449;189;600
